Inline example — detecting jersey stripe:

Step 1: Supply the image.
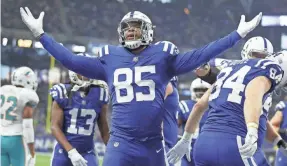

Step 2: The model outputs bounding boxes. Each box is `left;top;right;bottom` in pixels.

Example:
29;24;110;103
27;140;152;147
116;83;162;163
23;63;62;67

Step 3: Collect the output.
104;45;109;55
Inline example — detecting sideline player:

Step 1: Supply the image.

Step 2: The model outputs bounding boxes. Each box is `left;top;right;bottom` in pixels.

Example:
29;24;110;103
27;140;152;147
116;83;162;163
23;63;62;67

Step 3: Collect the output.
1;67;39;166
168;51;287;165
50;54;109;166
271;101;287;166
177;78;210;166
163;76;180;166
21;7;262;166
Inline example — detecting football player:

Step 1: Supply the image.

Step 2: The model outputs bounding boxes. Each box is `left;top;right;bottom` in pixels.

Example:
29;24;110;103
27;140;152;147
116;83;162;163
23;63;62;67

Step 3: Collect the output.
1;67;39;166
167;51;287;166
50;54;109;166
163;76;180;166
270;101;287;166
21;7;262;166
177;78;211;166
195;36;274;84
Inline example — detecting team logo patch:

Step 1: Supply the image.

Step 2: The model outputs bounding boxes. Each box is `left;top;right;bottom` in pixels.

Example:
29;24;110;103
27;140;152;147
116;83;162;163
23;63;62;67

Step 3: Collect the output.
133;57;139;62
114;142;119;147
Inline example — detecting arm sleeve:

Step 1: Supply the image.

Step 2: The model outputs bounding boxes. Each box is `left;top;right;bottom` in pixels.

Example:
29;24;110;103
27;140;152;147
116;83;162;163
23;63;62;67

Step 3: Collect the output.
39;33;107;81
198;67;220;84
49;84;68;108
178;101;190;122
255;60;283;92
99;87;109;104
170;31;241;75
275;101;286;112
21;89;39;109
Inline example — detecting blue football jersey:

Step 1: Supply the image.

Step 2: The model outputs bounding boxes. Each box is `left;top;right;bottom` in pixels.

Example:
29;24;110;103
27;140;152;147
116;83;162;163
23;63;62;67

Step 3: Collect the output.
203;58;283;148
275;101;287;141
40;31;241;140
50;83;109;153
178;100;209;134
163;81;180;148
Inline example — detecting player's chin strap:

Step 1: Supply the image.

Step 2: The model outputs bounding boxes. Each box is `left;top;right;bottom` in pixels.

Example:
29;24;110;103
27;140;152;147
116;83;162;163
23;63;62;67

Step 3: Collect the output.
23;118;34;143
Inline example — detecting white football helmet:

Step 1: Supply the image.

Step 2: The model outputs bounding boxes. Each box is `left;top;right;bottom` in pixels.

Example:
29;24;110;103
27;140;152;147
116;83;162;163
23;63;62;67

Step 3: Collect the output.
69;53;108;91
118;11;154;49
241;36;273;60
267;50;287;89
11;66;38;91
190;78;211;100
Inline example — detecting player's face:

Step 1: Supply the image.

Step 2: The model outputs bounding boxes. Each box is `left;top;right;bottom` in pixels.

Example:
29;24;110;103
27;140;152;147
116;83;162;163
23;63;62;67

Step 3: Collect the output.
251;52;268;59
77;74;89;81
121;21;142;41
194;88;208;99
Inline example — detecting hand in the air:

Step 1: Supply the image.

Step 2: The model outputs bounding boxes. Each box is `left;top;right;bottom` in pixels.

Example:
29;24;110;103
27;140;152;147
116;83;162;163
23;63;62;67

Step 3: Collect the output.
167;132;193;164
26;155;36;166
68;148;88;166
237;12;262;38
20;7;45;38
238;128;258;159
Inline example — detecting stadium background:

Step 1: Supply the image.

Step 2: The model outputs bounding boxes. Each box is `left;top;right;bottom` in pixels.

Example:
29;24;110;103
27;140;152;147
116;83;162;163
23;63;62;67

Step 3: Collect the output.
1;0;287;165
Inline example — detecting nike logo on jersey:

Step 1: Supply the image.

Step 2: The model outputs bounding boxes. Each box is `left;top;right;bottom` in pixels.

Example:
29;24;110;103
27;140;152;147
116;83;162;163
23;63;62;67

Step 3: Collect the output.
156;148;162;153
87;150;93;153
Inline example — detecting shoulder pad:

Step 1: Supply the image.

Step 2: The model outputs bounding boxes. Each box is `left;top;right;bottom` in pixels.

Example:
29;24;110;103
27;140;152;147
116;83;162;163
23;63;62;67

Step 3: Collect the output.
50;83;68;100
97;45;110;57
155;41;179;56
179;100;190;114
20;88;39;107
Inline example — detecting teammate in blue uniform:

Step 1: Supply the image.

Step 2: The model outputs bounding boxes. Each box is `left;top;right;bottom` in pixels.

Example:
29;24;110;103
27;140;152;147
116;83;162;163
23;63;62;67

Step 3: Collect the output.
271;101;287;166
21;7;262;166
50;55;109;166
167;52;287;166
177;78;211;166
163;76;180;166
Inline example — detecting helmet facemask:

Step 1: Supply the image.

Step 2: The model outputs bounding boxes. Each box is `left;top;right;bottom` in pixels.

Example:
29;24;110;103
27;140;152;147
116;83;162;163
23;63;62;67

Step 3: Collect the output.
193;88;208;99
118;18;153;49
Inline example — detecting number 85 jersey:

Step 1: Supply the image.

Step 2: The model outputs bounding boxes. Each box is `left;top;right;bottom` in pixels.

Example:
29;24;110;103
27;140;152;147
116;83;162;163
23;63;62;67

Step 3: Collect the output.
50;84;109;153
202;58;283;148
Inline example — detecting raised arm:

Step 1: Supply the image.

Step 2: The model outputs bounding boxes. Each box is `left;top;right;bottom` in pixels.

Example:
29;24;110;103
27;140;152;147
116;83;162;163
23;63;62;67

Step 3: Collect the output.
20;7;106;81
169;13;262;75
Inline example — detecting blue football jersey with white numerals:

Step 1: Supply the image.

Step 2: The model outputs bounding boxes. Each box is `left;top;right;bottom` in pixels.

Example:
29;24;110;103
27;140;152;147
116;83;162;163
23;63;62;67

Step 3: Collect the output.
40;31;241;140
50;84;109;153
179;100;209;135
203;58;283;148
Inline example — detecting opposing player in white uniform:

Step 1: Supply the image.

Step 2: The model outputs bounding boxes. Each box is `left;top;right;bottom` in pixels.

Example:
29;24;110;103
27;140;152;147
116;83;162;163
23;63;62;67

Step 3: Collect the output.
0;67;39;166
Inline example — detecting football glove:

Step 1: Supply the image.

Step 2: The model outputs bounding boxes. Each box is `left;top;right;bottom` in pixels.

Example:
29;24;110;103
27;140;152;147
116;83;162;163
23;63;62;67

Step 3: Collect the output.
277;139;287;156
20;7;44;38
167;132;193;164
26;155;36;166
68;148;88;166
236;12;262;38
238;127;258;159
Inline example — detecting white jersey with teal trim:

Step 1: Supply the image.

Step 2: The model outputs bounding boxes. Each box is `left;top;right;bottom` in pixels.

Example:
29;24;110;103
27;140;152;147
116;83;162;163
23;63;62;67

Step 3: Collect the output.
0;85;39;136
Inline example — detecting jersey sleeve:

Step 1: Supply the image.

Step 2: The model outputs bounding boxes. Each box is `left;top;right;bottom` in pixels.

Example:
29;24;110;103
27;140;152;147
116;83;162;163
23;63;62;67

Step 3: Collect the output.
20;89;39;109
99;87;109;104
178;100;190;122
254;59;283;92
165;31;241;76
208;58;236;70
275;101;286;112
39;34;107;81
49;84;68;108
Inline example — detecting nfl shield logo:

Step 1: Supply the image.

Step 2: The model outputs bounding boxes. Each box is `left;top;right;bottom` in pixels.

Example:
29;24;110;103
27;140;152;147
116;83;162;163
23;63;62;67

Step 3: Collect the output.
133;57;139;62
